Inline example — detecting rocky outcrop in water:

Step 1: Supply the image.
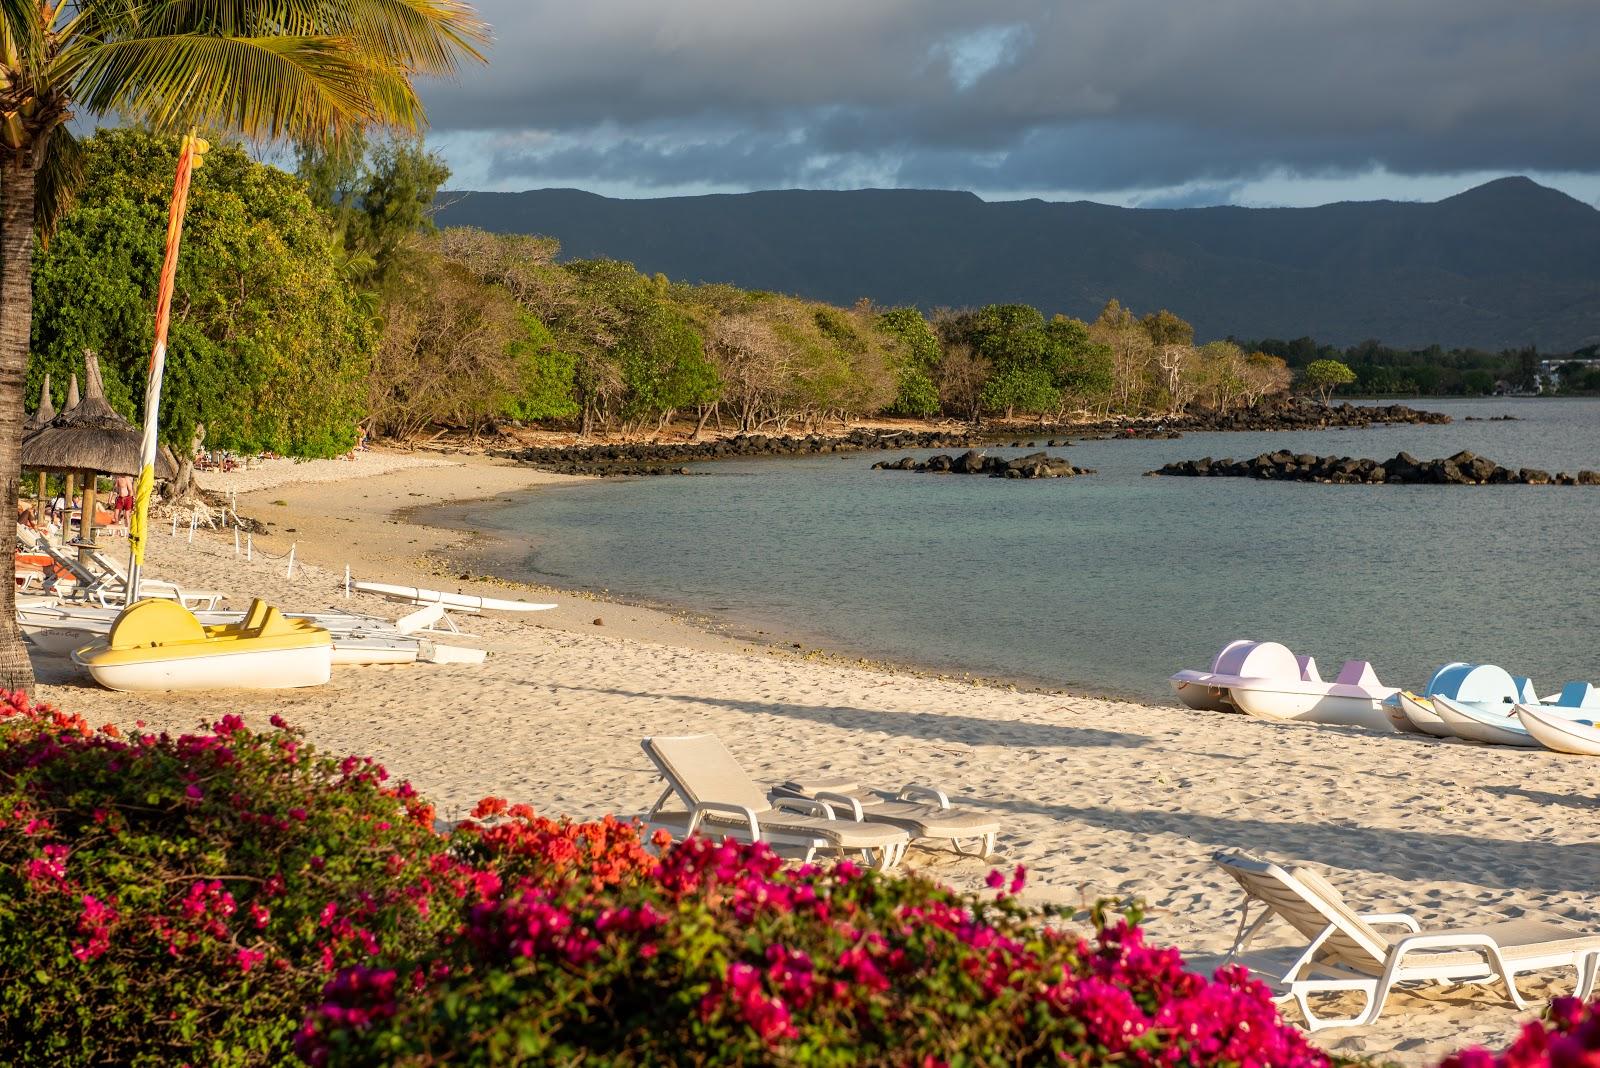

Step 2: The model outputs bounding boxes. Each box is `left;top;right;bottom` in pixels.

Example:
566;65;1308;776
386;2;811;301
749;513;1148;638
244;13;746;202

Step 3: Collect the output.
496;429;981;476
874;450;1094;479
1147;450;1600;485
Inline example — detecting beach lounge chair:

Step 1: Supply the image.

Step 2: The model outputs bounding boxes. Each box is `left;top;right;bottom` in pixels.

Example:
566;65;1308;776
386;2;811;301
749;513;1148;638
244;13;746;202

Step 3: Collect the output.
80;545;225;611
641;735;910;870
772;775;1000;857
1215;851;1600;1031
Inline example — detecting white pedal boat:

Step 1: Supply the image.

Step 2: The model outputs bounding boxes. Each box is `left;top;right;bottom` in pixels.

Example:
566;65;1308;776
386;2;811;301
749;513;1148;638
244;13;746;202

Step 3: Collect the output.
22;599;417;666
1517;693;1600;756
1431;695;1541;747
71;599;331;692
1410;663;1545;746
1171;640;1398;730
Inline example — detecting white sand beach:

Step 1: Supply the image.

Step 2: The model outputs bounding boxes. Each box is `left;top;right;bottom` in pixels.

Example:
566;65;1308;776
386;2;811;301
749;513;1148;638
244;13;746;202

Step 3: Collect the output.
34;450;1600;1065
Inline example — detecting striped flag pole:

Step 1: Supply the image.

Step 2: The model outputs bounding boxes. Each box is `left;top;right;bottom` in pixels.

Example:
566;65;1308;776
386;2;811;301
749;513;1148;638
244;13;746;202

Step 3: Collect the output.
127;131;208;605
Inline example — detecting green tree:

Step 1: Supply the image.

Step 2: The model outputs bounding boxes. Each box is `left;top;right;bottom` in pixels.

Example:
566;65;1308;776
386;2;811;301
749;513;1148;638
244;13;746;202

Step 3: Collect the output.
506;315;580;423
0;0;488;691
33;130;373;463
876;306;941;418
1044;315;1114;412
1303;358;1358;404
1139;308;1194;347
298;136;452;292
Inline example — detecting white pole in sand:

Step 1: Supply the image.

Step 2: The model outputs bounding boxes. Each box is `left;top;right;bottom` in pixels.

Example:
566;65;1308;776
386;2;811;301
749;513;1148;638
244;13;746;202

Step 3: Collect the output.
286;543;296;580
187;513;196;543
171;513;178;537
344;565;351;598
233;527;240;556
246;532;253;561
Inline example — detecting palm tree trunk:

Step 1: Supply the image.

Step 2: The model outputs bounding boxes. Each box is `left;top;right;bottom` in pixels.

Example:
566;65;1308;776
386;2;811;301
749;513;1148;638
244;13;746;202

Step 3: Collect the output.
0;159;36;692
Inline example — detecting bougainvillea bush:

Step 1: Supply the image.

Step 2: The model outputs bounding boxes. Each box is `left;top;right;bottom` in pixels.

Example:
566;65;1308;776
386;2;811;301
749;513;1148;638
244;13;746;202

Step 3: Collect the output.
0;694;462;1065
299;829;1333;1067
0;689;1531;1066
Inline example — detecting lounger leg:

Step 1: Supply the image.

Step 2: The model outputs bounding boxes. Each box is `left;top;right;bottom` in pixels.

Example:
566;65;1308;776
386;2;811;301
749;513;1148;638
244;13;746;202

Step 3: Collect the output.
1579;954;1599;1001
1291;981;1379;1032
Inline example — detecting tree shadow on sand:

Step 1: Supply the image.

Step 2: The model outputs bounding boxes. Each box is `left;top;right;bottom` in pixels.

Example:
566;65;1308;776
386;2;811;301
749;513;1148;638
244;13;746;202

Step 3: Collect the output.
555;684;1150;750
1478;783;1600;811
963;796;1600;895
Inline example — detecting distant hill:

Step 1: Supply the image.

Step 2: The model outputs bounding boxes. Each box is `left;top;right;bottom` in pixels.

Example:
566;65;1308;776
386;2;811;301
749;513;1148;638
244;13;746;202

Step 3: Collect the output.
435;177;1600;350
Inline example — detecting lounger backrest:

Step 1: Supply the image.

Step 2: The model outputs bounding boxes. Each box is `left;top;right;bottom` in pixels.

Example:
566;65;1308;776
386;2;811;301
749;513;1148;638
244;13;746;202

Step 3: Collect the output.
642;735;771;813
1214;853;1389;972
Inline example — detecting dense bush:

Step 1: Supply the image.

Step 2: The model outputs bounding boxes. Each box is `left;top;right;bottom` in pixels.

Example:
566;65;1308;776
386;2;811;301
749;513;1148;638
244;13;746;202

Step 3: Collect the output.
0;695;460;1065
299;828;1332;1066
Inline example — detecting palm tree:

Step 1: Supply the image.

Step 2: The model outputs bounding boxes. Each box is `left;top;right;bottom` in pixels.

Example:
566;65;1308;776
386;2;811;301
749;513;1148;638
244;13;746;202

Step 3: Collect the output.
0;1;489;691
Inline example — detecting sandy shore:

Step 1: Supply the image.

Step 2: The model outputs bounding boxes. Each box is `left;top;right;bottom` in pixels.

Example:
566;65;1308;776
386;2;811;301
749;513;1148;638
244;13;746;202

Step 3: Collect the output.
31;449;1600;1064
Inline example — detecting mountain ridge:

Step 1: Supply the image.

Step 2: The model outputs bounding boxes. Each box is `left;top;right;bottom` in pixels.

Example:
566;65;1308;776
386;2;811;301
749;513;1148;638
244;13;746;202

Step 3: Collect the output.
434;178;1600;350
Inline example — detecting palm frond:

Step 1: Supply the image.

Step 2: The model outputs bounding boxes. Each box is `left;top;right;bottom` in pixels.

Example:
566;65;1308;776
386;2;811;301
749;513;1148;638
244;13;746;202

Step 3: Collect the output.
133;0;488;75
0;0;46;70
71;32;419;141
33;123;81;238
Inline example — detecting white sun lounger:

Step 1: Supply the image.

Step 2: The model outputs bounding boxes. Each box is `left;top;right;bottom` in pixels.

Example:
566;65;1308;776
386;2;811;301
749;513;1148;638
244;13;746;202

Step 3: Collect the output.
1215;851;1600;1031
641;735;909;870
772;776;1000;857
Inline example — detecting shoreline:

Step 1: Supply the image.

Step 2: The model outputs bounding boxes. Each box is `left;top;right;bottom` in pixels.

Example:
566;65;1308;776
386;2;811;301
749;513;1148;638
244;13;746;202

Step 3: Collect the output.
27;447;1600;1065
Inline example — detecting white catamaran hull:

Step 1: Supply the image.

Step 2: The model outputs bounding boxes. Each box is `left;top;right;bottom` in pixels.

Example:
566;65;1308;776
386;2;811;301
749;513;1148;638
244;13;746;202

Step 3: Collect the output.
1225;685;1397;731
1394;693;1453;738
1516;704;1600;756
353;581;556;613
1430;695;1540;747
71;644;333;692
1169;673;1237;713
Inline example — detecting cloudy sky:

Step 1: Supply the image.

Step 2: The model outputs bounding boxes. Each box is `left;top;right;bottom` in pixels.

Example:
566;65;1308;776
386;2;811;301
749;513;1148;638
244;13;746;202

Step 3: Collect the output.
419;0;1600;209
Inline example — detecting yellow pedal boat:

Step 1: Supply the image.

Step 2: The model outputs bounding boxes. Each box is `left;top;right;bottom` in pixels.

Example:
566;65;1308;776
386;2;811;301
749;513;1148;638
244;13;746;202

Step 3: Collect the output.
71;598;332;692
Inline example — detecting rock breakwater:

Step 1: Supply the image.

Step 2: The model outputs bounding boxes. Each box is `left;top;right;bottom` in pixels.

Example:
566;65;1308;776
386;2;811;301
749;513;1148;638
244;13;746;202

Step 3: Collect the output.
1148;450;1600;485
496;429;980;476
874;450;1094;479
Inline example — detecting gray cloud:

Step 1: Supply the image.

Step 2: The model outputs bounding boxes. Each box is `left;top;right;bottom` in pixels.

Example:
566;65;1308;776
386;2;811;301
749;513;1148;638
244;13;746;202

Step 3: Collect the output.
423;0;1600;195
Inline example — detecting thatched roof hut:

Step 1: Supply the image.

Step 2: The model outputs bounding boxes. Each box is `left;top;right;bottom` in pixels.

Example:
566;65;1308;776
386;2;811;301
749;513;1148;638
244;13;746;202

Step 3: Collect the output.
23;374;55;435
22;354;174;478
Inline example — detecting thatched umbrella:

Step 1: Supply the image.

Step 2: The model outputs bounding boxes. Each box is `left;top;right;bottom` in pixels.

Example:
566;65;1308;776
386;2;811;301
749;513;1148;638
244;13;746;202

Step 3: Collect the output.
22;374;56;513
23;354;174;560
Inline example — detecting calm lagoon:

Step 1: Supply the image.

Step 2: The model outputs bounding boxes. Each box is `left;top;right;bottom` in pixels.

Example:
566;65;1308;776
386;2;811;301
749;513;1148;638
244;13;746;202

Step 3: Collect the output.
433;398;1600;701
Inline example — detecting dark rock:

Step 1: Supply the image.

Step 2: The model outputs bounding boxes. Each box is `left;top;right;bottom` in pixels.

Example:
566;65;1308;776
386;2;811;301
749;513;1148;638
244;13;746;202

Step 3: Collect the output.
1147;453;1595;487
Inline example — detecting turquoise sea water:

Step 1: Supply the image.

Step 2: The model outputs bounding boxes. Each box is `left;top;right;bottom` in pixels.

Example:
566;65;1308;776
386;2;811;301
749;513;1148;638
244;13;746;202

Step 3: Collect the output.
433;398;1600;701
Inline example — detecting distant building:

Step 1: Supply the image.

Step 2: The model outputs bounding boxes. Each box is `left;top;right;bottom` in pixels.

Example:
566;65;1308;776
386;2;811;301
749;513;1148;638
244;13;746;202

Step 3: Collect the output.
1538;357;1600;387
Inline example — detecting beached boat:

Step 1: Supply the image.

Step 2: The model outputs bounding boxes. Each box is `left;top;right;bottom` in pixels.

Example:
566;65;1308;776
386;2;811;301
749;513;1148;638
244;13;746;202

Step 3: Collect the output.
21;599;414;665
1409;662;1578;745
1431;695;1541;747
71;598;331;692
1170;640;1398;730
1517;694;1600;756
1388;691;1453;737
352;581;556;614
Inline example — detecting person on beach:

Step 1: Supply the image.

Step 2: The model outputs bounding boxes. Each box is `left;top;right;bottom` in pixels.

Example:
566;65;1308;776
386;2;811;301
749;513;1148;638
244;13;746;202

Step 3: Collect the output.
113;473;134;524
48;490;67;528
